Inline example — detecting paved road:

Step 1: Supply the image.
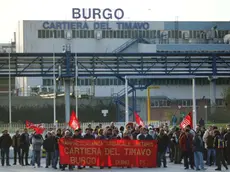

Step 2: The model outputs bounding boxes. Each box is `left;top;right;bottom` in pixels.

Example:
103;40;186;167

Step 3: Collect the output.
0;159;226;172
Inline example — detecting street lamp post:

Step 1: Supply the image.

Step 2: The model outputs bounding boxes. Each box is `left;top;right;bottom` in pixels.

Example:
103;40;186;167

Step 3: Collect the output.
125;76;129;124
204;105;208;124
75;55;78;116
8;51;12;128
52;31;56;127
192;78;197;129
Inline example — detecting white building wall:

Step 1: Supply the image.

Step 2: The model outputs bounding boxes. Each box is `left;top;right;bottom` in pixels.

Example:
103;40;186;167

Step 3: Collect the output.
16;21;24;53
138;43;157;52
19;20;166;53
24;38;131;53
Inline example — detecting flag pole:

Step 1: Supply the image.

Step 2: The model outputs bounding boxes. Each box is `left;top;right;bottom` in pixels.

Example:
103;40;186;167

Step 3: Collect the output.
8;50;12;129
125;76;129;124
192;78;197;128
52;31;56;128
75;54;78;117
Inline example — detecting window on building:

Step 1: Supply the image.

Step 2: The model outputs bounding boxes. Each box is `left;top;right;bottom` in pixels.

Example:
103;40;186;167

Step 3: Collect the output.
109;79;114;85
38;30;42;38
37;28;227;39
118;79;122;85
151;100;170;107
85;79;89;85
43;79;53;86
45;30;50;38
101;79;106;85
57;30;61;38
42;30;45;38
80;79;84;86
72;30;76;38
216;99;224;106
114;79;118;85
61;30;64;38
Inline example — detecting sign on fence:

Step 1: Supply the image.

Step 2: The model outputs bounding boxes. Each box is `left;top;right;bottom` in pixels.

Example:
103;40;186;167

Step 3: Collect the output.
59;139;158;167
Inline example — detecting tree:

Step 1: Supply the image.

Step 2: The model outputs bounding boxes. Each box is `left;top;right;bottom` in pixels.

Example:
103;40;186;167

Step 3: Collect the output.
222;87;230;109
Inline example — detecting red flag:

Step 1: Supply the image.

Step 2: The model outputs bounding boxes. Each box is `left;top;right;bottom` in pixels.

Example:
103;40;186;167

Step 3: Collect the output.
180;112;193;129
134;112;144;127
68;111;80;130
25;120;45;134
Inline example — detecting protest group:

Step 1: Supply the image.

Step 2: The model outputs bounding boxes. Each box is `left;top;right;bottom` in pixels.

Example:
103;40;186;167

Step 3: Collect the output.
0;111;230;171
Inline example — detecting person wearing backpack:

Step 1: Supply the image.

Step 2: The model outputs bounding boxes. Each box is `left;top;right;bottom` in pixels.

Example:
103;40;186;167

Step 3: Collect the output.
213;130;228;171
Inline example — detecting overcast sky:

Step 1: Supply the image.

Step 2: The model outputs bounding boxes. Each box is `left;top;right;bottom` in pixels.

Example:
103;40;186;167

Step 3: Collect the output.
0;0;229;42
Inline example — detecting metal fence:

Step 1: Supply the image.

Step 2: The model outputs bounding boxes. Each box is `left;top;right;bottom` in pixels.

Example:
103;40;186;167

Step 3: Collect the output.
0;121;170;133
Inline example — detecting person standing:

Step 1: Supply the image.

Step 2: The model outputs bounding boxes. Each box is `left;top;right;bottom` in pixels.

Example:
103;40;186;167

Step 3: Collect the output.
72;128;83;170
172;115;177;127
61;130;73;171
224;127;230;165
0;130;12;166
20;128;30;166
43;132;55;168
12;130;21;165
179;129;194;170
157;129;169;168
193;130;206;170
31;133;43;168
172;128;182;164
214;129;228;171
52;129;62;169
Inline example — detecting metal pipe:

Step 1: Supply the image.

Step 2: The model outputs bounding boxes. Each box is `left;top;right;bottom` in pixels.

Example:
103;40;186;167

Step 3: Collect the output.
75;55;78;117
125;75;217;79
192;78;197;128
74;75;230;79
64;79;71;123
8;52;12;128
147;87;151;124
58;65;61;92
52;31;56;127
125;76;129;124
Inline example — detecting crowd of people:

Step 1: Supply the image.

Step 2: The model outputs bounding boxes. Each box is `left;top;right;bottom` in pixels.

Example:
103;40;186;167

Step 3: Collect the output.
0;122;230;171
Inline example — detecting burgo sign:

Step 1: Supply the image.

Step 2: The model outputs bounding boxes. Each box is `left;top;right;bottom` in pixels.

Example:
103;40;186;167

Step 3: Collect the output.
72;8;125;20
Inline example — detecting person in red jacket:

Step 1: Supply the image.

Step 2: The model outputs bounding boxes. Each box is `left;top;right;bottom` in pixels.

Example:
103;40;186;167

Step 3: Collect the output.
179;129;194;170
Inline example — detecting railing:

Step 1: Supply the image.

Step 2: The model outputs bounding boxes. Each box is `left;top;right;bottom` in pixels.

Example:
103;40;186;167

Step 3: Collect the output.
112;39;137;53
8;86;91;97
115;86;133;98
0;121;170;133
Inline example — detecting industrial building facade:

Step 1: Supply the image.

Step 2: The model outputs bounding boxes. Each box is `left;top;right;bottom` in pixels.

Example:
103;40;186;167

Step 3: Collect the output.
13;20;230;120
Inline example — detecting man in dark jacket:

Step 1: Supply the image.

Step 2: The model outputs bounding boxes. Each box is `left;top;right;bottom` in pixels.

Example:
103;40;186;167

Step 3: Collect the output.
72;128;83;139
157;129;169;168
193;130;206;170
12;130;21;165
84;128;95;139
179;129;194;170
20;128;30;166
206;130;215;166
137;127;147;140
72;129;83;169
52;128;62;169
0;130;12;166
43;132;55;168
214;130;228;171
